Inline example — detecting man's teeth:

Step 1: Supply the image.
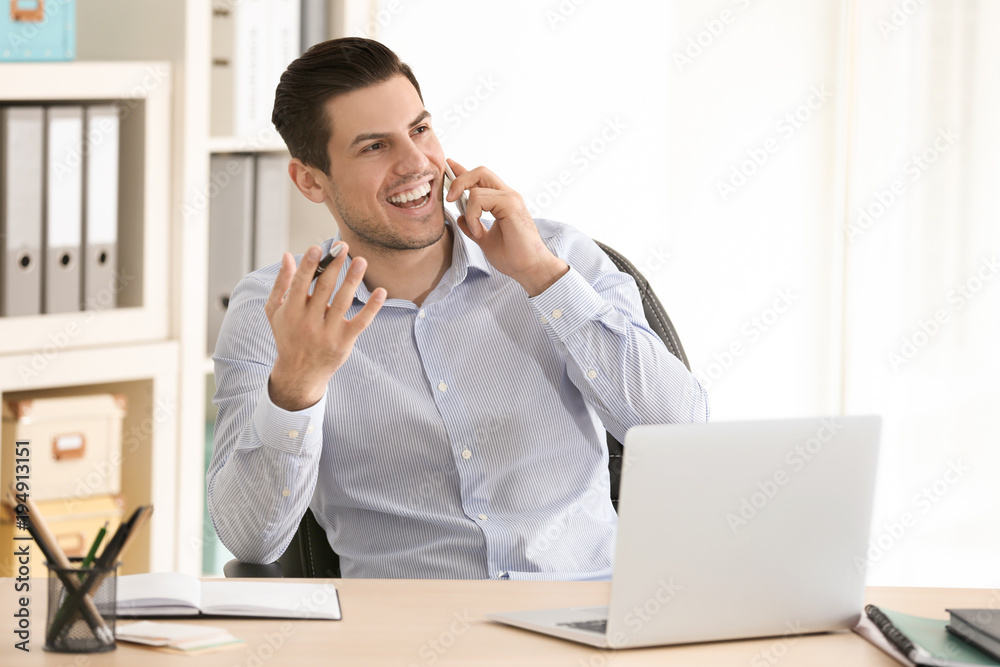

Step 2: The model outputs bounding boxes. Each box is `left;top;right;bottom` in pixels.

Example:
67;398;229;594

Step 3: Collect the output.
387;182;432;203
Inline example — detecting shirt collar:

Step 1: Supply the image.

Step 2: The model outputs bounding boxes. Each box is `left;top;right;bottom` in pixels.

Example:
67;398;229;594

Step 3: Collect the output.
323;210;492;306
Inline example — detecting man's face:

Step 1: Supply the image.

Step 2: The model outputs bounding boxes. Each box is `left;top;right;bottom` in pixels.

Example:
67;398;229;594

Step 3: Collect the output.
320;75;447;253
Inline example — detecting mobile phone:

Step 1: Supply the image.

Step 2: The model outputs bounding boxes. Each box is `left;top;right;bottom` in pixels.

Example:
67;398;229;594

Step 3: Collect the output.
443;163;468;216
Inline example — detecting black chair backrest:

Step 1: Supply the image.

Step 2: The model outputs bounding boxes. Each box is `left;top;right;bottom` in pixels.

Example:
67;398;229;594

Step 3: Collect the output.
276;240;690;578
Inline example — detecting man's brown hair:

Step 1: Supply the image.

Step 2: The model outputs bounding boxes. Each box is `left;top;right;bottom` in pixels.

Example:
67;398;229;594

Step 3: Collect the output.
272;37;423;175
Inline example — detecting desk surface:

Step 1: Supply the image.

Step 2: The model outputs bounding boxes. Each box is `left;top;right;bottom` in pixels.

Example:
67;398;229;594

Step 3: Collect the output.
1;578;993;666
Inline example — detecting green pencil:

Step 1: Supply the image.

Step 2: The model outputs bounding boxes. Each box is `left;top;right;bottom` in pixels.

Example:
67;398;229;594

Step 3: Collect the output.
78;522;109;580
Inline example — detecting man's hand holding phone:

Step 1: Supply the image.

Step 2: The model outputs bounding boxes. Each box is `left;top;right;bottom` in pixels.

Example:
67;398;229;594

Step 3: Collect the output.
445;158;569;297
264;242;386;412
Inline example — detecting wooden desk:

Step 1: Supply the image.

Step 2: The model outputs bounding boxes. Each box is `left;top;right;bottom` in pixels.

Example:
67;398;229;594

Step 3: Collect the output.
1;579;993;665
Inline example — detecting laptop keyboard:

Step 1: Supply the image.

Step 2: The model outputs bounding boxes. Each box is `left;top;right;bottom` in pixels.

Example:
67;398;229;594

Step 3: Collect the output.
558;619;607;634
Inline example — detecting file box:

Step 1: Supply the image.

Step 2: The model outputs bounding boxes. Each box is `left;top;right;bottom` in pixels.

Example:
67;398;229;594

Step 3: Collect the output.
0;494;124;578
1;0;76;62
1;393;126;501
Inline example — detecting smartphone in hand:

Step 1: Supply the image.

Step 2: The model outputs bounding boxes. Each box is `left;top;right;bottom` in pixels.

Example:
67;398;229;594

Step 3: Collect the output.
443;163;468;217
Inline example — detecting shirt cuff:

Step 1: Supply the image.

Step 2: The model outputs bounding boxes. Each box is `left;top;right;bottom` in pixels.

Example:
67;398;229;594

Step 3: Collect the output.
528;266;609;340
250;383;326;456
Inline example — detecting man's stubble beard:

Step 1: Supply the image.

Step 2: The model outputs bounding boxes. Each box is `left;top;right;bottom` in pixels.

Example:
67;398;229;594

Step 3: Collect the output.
330;180;447;257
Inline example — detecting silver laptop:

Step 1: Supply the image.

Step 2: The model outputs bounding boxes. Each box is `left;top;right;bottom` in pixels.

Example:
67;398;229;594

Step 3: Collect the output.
487;416;881;649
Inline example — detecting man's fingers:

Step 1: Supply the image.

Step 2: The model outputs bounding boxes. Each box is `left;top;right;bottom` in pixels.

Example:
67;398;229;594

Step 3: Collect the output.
343;287;386;339
308;242;348;315
289;245;324;298
447;160;508;193
265;253;296;319
464;189;513;237
446;157;468;176
327;255;369;319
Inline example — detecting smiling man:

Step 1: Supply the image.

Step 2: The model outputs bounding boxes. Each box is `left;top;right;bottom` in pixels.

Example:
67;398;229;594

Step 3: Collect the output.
207;38;709;580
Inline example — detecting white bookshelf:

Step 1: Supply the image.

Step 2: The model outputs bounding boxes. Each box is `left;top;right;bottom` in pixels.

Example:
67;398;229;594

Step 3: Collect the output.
0;342;180;575
0;59;176;574
12;0;374;576
0;62;171;355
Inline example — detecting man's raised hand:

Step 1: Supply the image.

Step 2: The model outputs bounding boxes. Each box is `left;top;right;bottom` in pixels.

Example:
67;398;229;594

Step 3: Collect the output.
264;243;385;411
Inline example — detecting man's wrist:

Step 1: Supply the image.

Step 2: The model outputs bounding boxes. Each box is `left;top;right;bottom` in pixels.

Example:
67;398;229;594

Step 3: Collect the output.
268;363;326;412
518;258;570;297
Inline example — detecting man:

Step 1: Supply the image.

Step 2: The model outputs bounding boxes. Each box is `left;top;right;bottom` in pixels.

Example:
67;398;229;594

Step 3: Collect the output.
208;37;708;580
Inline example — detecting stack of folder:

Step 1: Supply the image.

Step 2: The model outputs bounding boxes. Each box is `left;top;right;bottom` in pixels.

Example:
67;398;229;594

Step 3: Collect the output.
0;104;120;317
211;0;303;139
206;153;290;355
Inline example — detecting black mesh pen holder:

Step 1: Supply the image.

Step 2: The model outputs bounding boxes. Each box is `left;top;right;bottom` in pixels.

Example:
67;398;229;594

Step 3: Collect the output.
44;558;119;653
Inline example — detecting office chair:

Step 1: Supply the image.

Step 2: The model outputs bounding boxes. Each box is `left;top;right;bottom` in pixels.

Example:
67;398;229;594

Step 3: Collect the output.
224;240;690;578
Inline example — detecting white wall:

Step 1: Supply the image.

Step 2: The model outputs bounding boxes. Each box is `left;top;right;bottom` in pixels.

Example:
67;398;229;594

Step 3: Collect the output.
375;0;999;588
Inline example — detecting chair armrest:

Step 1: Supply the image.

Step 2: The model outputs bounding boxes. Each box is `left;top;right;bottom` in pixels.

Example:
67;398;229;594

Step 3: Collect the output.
223;558;284;578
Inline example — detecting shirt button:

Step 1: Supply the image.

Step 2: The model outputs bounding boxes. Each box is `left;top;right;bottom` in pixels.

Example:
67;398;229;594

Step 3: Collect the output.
288;430;299;438
478;513;488;521
587;369;597;379
418;309;426;319
281;489;290;497
462;449;472;459
552;309;563;319
306;425;314;435
438;381;448;392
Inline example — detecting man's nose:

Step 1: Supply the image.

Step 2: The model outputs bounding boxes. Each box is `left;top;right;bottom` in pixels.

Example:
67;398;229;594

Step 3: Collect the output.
395;137;431;174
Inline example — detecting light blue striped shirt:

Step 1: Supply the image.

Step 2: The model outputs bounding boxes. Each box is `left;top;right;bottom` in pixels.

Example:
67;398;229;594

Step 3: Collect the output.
208;217;708;580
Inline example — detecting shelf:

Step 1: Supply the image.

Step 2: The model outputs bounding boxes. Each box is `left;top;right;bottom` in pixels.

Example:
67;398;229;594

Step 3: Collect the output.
0;340;180;575
208;134;289;154
0;61;172;355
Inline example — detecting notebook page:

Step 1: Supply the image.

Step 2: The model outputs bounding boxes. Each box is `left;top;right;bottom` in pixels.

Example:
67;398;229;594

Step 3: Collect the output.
200;580;341;619
117;573;202;613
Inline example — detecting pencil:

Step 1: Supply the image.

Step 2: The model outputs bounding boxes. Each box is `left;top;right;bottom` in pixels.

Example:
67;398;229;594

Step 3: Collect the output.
3;488;114;646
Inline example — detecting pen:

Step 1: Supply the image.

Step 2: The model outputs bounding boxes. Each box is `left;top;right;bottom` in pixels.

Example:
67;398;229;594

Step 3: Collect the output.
78;521;109;579
3;488;115;646
865;604;934;666
312;242;345;281
47;506;153;642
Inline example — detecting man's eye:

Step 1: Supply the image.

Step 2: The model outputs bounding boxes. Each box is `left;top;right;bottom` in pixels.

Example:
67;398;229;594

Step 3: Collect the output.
413;125;429;134
364;142;384;152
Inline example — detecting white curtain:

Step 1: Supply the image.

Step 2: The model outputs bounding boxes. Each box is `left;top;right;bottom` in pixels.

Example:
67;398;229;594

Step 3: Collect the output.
844;0;1000;586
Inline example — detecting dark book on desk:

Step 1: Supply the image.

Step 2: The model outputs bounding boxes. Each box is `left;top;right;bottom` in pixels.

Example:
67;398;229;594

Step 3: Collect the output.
948;610;1000;662
853;605;1000;667
117;573;341;620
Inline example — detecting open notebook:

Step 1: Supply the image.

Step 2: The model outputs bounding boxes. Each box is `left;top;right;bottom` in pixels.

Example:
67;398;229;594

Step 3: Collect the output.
117;573;341;620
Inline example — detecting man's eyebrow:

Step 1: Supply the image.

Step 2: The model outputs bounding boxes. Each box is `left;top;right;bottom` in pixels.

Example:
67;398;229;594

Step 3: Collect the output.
348;110;432;149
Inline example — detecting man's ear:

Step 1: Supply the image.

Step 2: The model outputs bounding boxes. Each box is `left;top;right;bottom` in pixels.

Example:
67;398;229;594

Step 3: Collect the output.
288;158;328;204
